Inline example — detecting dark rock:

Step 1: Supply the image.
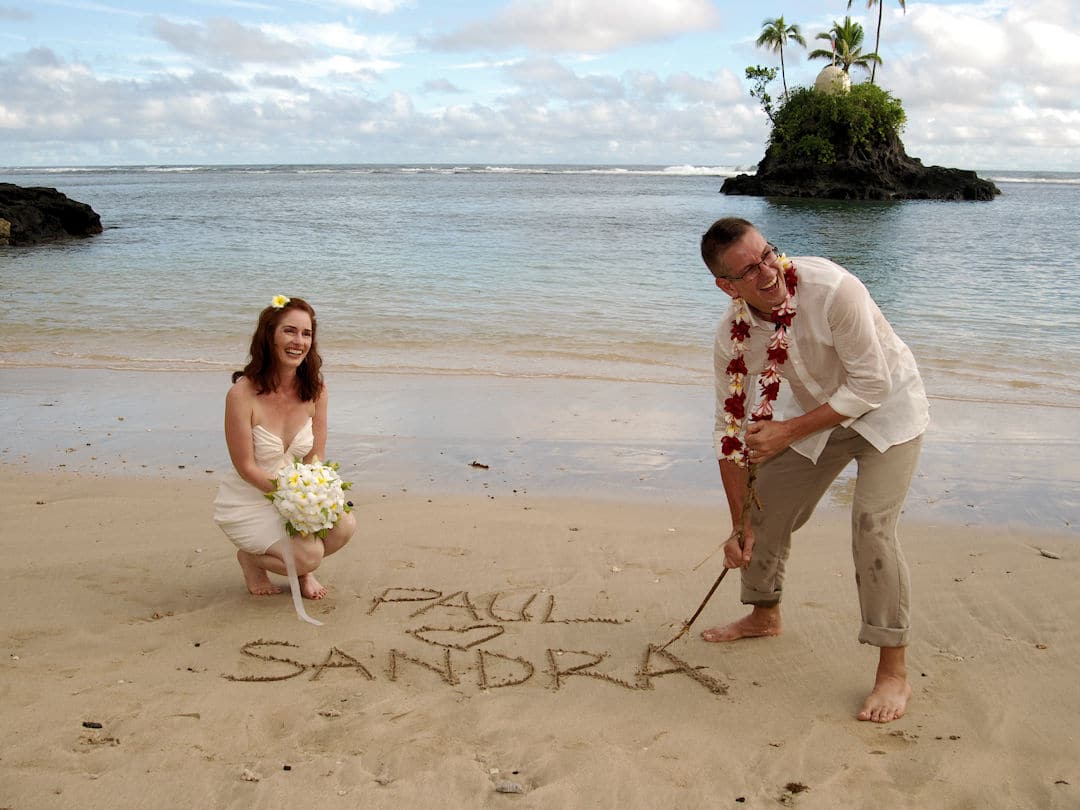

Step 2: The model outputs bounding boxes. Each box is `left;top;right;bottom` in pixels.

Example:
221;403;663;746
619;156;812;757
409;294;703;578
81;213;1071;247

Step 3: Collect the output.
722;132;999;201
0;183;103;245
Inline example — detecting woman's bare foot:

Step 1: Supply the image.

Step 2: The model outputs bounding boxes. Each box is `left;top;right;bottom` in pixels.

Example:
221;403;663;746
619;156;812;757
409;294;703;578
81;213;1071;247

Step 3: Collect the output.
237;550;282;596
701;605;782;642
299;572;327;600
858;646;911;723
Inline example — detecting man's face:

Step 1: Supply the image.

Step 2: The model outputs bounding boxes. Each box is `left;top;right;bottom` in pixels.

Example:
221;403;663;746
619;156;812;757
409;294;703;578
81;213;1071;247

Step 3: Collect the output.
715;229;789;314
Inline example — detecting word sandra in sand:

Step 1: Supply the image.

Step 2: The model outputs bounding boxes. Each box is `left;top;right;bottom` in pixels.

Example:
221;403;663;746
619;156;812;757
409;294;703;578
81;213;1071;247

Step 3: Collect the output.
222;587;728;697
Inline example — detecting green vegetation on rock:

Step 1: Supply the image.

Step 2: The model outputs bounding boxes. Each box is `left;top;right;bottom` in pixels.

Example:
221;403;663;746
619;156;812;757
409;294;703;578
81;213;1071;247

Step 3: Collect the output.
727;3;997;200
769;83;906;165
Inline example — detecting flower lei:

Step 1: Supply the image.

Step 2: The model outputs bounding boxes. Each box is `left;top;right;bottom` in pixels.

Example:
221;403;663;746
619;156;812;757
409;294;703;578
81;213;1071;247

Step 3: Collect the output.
720;255;799;467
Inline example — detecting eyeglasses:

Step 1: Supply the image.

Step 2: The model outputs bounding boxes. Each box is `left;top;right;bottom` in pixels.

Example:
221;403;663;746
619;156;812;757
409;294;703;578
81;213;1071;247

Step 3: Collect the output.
725;244;778;281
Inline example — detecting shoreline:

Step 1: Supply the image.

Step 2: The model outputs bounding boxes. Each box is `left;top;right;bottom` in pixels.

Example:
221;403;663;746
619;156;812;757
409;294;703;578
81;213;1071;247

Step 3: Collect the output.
3;337;1079;412
1;367;1075;533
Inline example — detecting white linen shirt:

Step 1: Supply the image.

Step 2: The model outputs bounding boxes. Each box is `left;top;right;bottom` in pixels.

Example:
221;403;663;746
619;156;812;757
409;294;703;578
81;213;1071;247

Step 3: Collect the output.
713;255;929;463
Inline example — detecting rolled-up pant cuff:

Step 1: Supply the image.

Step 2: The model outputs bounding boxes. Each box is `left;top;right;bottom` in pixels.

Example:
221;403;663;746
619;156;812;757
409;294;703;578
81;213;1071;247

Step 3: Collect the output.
740;582;781;607
859;623;909;648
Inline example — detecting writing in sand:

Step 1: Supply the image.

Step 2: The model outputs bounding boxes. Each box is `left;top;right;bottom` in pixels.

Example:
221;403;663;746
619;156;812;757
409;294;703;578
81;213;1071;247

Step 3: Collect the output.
223;586;728;697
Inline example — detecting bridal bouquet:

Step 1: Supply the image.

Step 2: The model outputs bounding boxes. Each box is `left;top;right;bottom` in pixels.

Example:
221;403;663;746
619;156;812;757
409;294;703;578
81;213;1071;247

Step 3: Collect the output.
266;458;353;538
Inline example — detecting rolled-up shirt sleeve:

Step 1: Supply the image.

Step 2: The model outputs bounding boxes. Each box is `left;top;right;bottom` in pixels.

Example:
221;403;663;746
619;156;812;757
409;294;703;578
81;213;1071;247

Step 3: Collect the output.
823;273;893;419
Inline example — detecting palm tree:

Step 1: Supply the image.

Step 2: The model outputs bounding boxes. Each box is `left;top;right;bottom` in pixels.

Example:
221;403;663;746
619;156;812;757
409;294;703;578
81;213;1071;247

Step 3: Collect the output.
756;17;807;97
808;16;882;76
849;0;906;85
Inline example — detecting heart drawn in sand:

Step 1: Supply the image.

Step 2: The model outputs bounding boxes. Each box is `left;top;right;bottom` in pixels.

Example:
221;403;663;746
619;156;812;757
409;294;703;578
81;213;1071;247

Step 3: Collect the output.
407;623;506;650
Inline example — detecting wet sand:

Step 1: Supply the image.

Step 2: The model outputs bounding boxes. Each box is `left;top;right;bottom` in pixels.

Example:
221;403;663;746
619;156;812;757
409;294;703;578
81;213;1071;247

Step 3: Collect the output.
2;368;1076;531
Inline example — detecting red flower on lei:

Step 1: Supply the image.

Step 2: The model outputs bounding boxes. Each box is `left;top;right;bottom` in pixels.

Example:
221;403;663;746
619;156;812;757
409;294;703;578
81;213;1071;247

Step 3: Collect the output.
719;257;799;467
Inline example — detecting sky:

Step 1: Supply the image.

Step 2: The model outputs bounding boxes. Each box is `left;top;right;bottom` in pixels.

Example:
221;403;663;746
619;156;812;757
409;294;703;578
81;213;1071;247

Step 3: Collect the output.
1;0;1077;170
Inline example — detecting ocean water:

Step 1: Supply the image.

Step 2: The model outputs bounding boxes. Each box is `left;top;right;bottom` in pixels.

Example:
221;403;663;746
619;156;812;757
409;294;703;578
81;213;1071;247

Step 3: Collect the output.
1;164;1079;409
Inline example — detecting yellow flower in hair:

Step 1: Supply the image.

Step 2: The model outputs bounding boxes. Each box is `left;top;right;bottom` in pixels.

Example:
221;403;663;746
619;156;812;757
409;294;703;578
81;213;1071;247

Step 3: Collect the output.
271;294;291;309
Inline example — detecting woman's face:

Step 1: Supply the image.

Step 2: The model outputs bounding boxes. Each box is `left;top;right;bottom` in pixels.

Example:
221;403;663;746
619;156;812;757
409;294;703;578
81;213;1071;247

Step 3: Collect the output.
272;308;313;371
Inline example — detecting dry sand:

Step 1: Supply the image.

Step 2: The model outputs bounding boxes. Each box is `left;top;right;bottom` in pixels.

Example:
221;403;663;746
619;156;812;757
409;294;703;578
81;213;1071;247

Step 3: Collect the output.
2;469;1077;809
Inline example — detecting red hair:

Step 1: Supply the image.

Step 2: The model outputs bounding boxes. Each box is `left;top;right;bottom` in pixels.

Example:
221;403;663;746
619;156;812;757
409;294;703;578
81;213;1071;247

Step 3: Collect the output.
232;297;324;401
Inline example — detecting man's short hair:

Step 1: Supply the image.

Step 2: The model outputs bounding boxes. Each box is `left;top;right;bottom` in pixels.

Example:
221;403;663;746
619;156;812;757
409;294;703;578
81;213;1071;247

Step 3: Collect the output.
701;217;755;278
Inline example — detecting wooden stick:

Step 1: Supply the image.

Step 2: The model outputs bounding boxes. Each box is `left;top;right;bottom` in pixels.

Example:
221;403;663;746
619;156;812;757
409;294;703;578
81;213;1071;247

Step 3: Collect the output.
659;460;760;650
657;568;728;651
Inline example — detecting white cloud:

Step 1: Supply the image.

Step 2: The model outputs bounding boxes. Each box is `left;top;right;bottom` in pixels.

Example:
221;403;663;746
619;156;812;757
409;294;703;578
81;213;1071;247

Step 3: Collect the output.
294;54;388;82
1007;18;1080;79
0;6;34;21
866;0;1080;167
262;21;409;60
661;70;744;105
251;72;303;90
427;0;721;53
1;1;1078;170
893;1;1080;103
503;57;624;101
319;0;413;12
0;39;770;166
906;5;1008;69
420;78;463;94
38;0;139;15
151;16;312;65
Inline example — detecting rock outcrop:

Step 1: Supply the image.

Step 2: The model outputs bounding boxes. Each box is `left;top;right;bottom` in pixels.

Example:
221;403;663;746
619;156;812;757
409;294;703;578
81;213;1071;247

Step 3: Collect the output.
0;184;103;245
722;131;999;201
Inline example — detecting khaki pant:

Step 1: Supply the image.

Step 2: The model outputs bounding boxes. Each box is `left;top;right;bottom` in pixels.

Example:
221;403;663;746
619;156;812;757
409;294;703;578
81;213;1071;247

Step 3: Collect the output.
744;427;923;648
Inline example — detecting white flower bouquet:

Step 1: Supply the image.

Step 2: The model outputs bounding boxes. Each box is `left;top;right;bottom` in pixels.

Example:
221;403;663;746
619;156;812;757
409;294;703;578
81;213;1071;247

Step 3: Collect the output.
266;458;353;538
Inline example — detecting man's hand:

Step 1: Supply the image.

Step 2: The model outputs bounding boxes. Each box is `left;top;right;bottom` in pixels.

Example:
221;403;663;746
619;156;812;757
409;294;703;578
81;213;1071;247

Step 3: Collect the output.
745;419;793;464
723;526;755;569
745;404;848;465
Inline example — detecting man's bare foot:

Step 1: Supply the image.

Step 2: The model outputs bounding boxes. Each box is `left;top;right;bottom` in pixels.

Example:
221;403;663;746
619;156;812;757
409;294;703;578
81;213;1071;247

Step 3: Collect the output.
237;550;282;596
701;605;781;642
858;646;911;723
858;675;912;723
299;572;327;600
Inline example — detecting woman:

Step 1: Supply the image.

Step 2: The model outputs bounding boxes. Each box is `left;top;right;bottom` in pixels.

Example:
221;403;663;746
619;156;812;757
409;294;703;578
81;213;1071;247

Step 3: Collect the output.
213;295;356;601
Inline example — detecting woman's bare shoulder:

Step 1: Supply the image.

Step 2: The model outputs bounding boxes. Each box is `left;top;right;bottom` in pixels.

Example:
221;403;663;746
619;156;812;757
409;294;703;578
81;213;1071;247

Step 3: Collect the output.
226;376;259;406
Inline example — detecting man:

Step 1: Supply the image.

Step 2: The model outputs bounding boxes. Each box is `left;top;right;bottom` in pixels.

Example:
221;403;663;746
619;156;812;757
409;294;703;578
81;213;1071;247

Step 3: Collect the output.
699;217;929;723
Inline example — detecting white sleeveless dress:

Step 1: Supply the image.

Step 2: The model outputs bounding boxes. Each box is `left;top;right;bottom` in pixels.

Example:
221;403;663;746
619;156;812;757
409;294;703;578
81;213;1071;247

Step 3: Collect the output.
213;417;314;555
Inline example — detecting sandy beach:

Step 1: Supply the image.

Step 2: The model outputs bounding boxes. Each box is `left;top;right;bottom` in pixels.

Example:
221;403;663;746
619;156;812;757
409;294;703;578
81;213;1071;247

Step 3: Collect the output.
1;368;1078;808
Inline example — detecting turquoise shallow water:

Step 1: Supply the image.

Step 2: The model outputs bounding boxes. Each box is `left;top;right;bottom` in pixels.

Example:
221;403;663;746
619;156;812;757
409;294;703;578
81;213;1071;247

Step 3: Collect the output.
1;164;1079;409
